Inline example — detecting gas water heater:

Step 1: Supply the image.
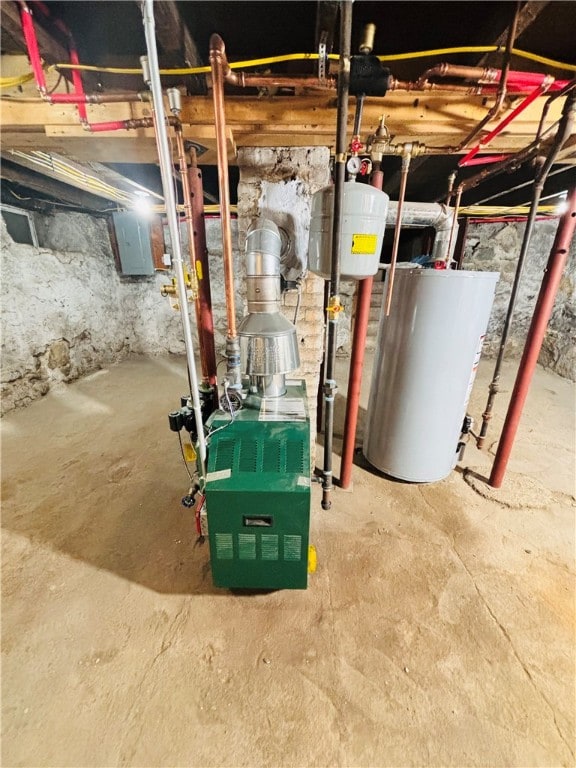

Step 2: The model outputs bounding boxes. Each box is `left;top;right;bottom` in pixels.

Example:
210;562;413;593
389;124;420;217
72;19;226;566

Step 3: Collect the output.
171;220;311;590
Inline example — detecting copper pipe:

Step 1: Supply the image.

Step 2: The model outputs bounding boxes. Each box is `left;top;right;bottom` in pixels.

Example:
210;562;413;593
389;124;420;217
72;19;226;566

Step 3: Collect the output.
50;91;149;104
416;63;499;89
445;171;457;205
212;42;336;91
339;164;384;489
489;186;576;488
242;74;336;90
445;183;463;266
209;34;237;341
389;78;485;95
384;149;411;316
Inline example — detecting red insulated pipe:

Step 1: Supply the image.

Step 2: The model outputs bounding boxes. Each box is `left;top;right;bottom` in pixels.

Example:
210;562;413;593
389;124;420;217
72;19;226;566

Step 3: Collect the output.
459;79;553;167
339;166;384;489
19;2;47;93
189;165;218;402
86;120;134;132
68;46;87;122
489;186;576;488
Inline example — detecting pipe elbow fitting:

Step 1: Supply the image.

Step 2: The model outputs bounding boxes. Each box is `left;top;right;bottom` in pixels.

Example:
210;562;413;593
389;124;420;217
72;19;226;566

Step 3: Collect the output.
209;33;226;61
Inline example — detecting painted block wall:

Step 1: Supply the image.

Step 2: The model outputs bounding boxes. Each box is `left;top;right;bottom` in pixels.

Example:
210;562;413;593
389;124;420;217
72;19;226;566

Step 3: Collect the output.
463;219;576;380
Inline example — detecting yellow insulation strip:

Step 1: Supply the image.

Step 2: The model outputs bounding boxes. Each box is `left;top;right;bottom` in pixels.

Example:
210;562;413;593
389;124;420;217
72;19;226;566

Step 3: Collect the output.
51;47;576;76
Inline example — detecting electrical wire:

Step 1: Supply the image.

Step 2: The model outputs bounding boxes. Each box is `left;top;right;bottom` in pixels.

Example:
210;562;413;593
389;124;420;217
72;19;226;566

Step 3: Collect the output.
51;47;576;77
0;72;36;89
472;165;575;205
293;286;302;326
459;204;557;216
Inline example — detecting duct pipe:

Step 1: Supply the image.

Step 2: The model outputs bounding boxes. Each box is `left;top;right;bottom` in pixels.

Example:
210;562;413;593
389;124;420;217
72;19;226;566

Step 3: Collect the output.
489;186;576;487
141;2;206;475
384;147;412;315
322;0;353;511
339;163;384;489
237;220;299;398
384;200;459;262
209;34;241;390
477;88;576;448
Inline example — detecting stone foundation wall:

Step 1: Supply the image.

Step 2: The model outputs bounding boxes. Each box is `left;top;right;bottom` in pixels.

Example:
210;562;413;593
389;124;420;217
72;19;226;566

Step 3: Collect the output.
0;212;239;414
463;219;575;380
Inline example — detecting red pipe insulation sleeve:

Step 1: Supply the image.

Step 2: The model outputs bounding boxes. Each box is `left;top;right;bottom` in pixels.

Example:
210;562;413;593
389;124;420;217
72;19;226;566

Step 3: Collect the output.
339;167;385;489
19;3;47;93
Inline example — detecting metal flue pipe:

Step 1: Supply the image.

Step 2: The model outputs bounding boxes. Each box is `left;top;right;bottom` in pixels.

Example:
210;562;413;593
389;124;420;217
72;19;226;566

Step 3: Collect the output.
477;88;576;448
489;186;576;488
209;34;241;390
322;0;353;511
141;0;206;475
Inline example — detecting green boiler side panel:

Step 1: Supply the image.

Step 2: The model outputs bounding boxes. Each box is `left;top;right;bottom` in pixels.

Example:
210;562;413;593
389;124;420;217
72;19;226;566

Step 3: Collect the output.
205;384;311;590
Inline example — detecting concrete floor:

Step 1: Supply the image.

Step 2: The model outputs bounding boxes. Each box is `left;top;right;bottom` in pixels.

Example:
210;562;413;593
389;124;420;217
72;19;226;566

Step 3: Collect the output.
1;354;574;768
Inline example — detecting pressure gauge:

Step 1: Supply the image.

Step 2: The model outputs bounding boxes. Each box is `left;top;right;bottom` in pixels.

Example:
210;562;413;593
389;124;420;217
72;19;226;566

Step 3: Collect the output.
347;156;362;175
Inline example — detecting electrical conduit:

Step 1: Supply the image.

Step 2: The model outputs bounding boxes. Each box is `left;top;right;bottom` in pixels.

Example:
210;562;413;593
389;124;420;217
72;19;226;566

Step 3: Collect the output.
322;0;353;511
141;0;206;475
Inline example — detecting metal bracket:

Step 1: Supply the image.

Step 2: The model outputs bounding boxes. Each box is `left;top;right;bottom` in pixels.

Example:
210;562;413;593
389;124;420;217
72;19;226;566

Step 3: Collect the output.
318;32;328;83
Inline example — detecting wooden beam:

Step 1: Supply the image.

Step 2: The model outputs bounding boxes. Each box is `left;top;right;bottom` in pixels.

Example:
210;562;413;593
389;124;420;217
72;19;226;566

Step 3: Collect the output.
144;0;206;95
477;2;551;67
0;1;97;90
0;92;571;163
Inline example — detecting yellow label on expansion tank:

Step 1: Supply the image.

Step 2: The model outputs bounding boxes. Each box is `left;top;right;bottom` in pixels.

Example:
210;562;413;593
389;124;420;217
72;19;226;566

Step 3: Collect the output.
351;233;377;254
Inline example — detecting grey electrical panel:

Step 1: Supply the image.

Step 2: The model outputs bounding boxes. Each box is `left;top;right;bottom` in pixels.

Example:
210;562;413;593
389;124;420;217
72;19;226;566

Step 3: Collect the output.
112;211;155;276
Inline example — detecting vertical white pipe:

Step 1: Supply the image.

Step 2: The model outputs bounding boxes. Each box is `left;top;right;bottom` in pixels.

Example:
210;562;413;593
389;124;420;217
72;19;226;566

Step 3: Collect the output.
142;0;206;474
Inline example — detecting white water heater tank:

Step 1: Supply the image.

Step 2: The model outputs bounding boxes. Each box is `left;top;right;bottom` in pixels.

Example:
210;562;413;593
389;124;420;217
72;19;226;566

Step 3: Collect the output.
363;268;499;482
308;181;389;280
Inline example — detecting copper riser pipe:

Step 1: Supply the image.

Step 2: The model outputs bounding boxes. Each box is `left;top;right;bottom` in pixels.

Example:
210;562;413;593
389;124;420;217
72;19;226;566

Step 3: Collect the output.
209;34;241;388
489;186;576;488
209;34;237;340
